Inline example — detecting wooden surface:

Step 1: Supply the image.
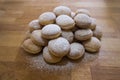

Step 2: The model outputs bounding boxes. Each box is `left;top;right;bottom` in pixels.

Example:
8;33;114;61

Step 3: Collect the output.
0;0;120;80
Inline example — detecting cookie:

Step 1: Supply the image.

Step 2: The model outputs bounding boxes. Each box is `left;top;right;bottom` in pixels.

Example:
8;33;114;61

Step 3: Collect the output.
21;39;42;54
38;12;56;25
90;18;96;30
83;37;101;53
76;9;91;16
61;31;74;43
28;19;41;32
53;6;71;16
48;37;70;57
75;29;93;41
74;14;91;28
67;42;85;60
41;24;61;39
31;30;48;46
93;26;102;39
43;46;62;63
56;15;75;30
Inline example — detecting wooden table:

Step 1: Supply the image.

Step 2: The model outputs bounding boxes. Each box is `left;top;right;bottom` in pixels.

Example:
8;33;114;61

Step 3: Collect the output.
0;0;120;80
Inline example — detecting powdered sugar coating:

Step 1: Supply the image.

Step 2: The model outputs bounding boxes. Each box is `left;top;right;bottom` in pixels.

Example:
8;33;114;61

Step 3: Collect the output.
39;12;56;25
83;37;101;52
22;39;42;54
31;30;48;46
28;19;41;32
43;47;62;63
76;9;91;16
53;6;71;16
67;42;85;60
75;29;93;41
48;37;70;57
61;31;74;43
56;15;75;30
74;14;91;28
41;24;61;39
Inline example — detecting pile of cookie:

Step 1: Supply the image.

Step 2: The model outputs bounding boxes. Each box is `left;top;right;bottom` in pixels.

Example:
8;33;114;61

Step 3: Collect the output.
21;6;102;64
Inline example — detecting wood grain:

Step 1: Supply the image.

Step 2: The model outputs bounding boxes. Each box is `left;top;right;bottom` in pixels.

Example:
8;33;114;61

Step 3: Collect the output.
0;0;120;80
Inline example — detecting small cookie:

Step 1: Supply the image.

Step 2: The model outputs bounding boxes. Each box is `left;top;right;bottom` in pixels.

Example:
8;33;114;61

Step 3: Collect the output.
74;14;92;28
41;24;61;39
61;31;74;43
38;12;56;25
43;46;62;63
56;15;75;30
53;6;71;16
75;29;93;41
28;19;41;32
48;37;70;57
71;12;76;18
21;39;42;54
76;9;91;16
90;18;96;30
31;30;48;46
93;26;102;39
83;37;101;53
67;43;85;60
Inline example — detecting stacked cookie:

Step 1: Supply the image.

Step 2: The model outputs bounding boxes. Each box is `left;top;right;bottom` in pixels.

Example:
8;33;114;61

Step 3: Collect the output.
21;6;102;64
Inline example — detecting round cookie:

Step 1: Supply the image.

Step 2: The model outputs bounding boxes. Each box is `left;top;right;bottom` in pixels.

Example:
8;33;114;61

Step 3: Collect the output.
31;30;48;46
61;31;74;43
83;37;101;53
38;12;56;25
56;15;75;30
21;39;42;54
43;46;62;63
76;9;91;16
71;12;76;18
41;24;61;39
28;19;41;32
48;37;70;57
74;14;92;28
75;29;93;41
90;18;96;30
67;43;85;60
93;26;102;39
53;6;71;16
